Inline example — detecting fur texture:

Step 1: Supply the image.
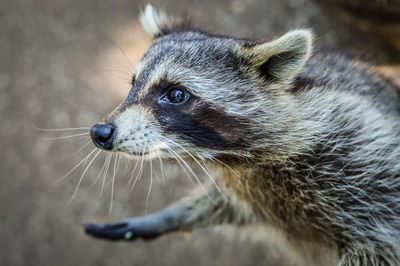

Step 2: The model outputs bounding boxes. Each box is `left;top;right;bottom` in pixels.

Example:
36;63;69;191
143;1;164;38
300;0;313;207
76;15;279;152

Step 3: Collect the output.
85;5;400;266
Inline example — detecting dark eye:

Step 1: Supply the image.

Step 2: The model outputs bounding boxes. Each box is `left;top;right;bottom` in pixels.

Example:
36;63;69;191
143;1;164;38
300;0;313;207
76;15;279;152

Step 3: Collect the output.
159;86;190;105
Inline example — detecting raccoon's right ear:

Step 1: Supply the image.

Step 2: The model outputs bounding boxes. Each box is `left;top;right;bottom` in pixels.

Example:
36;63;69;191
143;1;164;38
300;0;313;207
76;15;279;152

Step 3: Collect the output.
239;30;313;85
139;5;188;39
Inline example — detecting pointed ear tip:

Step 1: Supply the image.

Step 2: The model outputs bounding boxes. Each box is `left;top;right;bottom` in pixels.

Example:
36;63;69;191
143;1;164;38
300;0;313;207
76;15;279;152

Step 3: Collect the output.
142;4;156;13
294;29;313;47
280;29;313;54
301;29;313;42
139;4;168;38
287;29;313;42
139;4;158;20
144;3;154;10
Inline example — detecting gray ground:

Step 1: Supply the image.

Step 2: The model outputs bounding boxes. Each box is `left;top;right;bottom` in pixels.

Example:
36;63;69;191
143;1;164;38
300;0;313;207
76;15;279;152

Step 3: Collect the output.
1;0;399;266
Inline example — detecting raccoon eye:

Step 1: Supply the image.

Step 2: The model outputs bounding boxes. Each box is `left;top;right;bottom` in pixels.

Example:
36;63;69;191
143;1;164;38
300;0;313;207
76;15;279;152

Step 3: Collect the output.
159;86;190;105
168;89;185;103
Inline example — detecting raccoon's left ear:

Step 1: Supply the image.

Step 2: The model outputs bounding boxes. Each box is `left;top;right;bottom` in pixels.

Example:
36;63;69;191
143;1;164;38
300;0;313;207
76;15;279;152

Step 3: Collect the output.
240;30;313;84
139;4;188;39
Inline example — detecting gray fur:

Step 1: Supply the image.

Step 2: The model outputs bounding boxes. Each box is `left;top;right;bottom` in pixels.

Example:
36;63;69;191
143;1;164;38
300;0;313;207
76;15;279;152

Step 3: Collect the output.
86;5;400;266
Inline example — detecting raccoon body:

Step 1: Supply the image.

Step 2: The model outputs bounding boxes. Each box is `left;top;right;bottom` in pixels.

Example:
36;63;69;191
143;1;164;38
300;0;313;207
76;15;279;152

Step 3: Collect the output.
85;5;400;266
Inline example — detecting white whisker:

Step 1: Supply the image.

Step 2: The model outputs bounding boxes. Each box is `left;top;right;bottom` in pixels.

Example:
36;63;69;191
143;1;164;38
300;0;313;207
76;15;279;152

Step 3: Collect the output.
162;142;213;201
116;154;121;173
145;156;153;214
130;151;145;191
73;139;93;156
100;154;112;198
162;137;225;200
156;149;167;184
55;148;97;183
89;152;107;188
128;158;140;186
163;144;195;184
109;154;118;215
67;149;101;205
210;156;242;179
31;123;90;132
42;132;89;141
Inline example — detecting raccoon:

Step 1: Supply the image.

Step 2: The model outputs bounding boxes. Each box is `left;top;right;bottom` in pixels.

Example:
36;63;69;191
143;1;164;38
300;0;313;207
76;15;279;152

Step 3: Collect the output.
84;5;400;266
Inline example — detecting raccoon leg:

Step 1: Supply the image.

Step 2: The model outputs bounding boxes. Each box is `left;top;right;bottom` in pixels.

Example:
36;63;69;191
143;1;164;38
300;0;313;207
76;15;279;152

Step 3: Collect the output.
84;185;241;241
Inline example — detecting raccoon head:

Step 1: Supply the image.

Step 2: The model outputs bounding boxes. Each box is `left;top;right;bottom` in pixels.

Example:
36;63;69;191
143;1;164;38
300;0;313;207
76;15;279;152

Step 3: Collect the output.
90;5;313;161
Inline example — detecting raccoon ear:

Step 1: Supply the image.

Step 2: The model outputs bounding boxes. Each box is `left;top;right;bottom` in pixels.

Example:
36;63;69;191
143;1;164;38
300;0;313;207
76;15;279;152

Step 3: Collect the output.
241;30;313;84
139;5;187;39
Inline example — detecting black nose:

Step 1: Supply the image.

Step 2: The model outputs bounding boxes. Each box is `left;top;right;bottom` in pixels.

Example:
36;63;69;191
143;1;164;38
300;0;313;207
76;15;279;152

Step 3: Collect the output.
90;123;115;150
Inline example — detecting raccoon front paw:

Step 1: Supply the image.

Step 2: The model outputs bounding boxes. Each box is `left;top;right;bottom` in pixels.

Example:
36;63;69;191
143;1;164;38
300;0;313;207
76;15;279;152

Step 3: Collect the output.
84;220;160;241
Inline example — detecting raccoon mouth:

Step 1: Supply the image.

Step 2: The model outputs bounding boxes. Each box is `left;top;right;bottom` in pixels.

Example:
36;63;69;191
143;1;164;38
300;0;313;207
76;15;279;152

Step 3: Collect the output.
127;149;172;159
130;151;150;156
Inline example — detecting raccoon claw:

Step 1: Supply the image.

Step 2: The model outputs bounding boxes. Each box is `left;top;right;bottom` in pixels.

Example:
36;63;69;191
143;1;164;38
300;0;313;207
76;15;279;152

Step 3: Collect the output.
84;221;160;241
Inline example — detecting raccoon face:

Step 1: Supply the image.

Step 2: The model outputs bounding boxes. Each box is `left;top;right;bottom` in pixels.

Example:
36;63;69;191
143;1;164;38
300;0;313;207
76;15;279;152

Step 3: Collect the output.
90;5;312;160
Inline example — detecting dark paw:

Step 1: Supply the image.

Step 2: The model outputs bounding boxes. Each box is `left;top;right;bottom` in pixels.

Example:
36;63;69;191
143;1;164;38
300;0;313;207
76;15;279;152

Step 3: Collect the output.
85;222;134;241
84;221;160;241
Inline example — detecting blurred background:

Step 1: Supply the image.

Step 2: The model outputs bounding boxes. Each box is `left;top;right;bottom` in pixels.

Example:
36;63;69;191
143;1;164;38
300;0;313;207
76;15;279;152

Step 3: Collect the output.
1;0;399;265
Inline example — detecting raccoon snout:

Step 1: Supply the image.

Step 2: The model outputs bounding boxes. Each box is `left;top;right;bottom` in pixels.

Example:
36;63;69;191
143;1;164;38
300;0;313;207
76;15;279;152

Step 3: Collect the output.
90;123;115;150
